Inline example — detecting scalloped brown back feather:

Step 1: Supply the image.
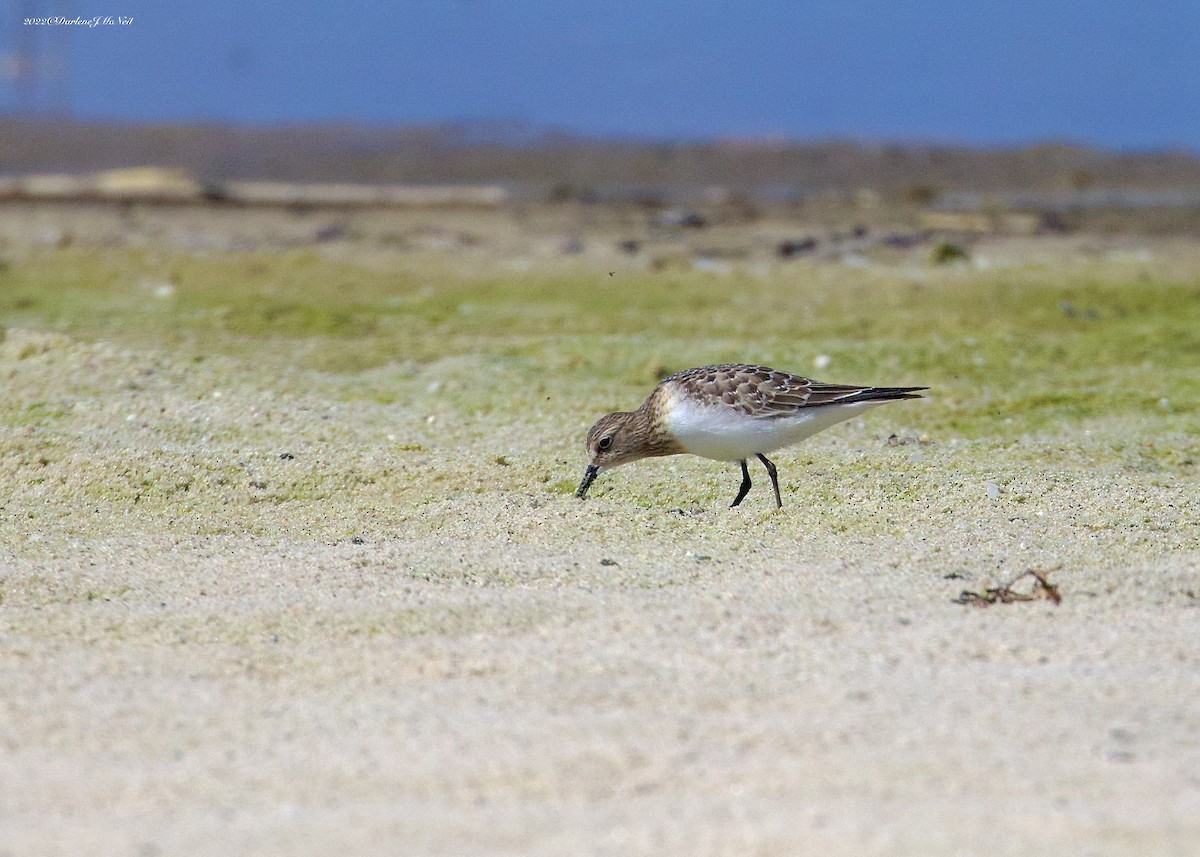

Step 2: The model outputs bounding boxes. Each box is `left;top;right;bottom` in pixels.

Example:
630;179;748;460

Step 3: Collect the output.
662;363;925;419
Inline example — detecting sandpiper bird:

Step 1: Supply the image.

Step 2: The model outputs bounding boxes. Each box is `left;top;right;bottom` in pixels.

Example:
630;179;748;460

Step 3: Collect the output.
576;364;926;508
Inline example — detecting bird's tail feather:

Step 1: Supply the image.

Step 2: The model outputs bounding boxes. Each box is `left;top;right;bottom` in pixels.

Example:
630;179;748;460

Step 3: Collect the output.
820;386;927;406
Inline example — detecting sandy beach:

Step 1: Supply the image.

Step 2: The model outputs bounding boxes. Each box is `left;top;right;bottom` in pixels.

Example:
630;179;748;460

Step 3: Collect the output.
1;213;1199;855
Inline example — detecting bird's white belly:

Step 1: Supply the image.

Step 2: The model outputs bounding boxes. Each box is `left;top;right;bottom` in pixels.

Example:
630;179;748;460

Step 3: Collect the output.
664;394;883;462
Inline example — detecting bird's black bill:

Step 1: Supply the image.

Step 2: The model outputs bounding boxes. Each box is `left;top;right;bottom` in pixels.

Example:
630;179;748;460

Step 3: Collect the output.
576;465;599;499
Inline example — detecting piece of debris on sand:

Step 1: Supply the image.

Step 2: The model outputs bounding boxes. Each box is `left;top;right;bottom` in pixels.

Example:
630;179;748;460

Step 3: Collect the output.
954;568;1062;607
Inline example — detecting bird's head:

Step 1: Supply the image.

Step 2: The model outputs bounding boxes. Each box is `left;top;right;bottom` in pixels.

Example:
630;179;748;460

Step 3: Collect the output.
576;411;645;498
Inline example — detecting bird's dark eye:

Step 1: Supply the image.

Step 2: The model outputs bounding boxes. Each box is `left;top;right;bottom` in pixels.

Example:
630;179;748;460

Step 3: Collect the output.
597;436;613;451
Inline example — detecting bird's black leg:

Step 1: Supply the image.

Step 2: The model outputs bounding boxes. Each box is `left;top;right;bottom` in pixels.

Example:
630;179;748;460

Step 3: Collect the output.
730;459;752;507
756;453;782;509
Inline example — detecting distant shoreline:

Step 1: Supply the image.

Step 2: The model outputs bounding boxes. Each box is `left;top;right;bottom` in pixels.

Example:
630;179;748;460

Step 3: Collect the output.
3;118;1199;196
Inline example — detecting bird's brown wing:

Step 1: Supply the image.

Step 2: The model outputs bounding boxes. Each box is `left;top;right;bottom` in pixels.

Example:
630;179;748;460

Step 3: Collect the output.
666;364;925;418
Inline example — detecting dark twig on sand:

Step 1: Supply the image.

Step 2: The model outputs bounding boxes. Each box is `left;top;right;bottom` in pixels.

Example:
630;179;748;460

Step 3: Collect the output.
954;567;1062;607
